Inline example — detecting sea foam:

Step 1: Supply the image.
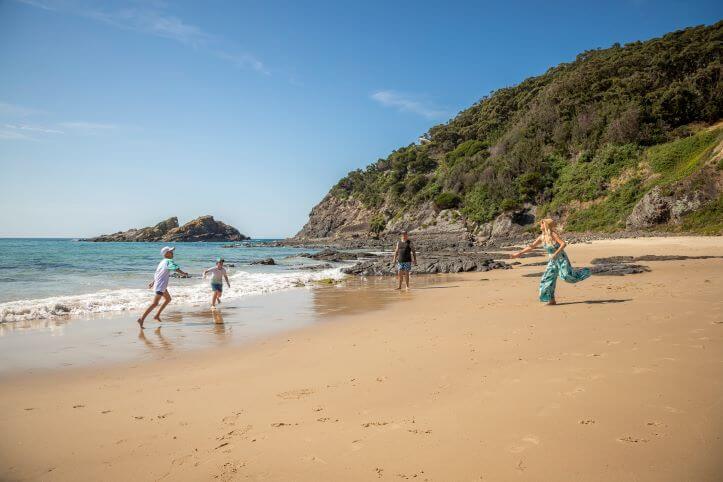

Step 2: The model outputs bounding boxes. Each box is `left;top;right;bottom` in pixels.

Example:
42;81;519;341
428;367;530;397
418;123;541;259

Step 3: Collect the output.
0;267;345;323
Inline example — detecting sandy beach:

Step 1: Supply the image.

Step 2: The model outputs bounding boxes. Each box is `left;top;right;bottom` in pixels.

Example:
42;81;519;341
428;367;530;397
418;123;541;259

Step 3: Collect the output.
1;236;722;481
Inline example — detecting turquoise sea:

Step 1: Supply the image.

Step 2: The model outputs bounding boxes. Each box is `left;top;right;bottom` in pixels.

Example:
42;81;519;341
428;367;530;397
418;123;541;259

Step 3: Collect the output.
0;239;345;323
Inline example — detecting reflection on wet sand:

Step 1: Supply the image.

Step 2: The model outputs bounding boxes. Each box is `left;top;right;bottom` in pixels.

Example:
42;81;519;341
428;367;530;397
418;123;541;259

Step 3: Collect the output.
0;275;461;373
311;274;462;318
138;327;173;353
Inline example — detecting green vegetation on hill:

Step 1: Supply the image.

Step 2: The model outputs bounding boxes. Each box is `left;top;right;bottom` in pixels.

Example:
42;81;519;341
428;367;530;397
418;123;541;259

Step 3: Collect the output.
329;22;723;232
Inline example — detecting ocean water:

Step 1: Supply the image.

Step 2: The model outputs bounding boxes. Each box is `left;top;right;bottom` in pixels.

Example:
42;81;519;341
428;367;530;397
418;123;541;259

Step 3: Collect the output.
0;239;346;323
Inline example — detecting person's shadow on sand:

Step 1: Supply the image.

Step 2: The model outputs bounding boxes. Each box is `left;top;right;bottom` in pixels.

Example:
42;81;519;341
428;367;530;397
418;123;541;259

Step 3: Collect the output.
555;299;631;306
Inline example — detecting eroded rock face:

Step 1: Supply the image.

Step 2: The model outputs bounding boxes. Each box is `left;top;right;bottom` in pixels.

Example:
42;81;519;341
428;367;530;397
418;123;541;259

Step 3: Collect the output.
626;167;720;229
85;216;248;242
626;187;671;229
294;195;375;240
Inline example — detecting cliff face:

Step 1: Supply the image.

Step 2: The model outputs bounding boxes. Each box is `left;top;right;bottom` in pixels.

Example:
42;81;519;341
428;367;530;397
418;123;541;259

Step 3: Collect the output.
86;216;249;242
294;194;375;240
294;22;723;244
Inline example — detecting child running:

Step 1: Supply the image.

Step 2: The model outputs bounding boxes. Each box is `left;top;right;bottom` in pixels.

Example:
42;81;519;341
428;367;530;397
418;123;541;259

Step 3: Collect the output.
203;258;230;309
510;218;590;305
137;246;190;328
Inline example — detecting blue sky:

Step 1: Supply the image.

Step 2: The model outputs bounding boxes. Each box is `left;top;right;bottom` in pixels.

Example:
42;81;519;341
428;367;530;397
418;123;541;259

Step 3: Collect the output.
1;0;721;238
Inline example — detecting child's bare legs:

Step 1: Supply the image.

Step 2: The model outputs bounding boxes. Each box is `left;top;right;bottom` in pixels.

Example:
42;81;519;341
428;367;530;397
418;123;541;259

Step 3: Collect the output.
153;290;172;321
138;293;163;328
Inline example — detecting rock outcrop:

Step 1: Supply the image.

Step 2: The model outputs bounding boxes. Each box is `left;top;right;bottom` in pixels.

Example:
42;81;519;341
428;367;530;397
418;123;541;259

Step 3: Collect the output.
342;253;510;276
294;194;376;240
85;216;248;242
626;165;721;229
84;217;180;242
250;258;276;265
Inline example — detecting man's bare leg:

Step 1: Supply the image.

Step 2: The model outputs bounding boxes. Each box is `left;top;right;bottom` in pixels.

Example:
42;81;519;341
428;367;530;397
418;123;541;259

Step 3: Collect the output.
404;272;410;290
138;294;162;329
395;270;403;290
153;290;172;322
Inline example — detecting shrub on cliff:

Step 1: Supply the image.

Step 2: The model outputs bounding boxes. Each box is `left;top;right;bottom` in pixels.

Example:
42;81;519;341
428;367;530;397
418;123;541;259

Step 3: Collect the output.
434;192;462;210
369;214;387;234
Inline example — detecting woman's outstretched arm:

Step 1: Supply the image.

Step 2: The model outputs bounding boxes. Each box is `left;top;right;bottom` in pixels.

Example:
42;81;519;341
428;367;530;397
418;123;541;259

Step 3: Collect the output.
510;235;543;259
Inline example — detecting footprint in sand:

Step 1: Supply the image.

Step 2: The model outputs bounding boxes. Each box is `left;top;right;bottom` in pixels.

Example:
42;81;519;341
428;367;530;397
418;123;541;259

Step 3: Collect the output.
664;406;684;414
579;419;596;425
277;388;314;400
221;411;244;426
271;422;298;427
362;421;389;428
618;436;649;444
73;404;85;409
508;435;540;453
217;425;252;442
215;461;245;481
563;386;586;397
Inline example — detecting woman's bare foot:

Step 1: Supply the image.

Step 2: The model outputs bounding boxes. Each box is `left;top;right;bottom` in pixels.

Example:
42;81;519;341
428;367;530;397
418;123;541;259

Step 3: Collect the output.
153;314;162;322
137;318;145;329
547;299;557;306
394;286;402;290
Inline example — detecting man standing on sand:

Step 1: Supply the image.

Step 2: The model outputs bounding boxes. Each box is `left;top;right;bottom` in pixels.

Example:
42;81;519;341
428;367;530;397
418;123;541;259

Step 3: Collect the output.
203;258;231;309
137;246;190;329
392;231;417;290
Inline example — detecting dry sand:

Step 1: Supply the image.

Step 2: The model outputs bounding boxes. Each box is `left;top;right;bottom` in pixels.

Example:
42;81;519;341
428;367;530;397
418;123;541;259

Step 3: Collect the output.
1;236;722;481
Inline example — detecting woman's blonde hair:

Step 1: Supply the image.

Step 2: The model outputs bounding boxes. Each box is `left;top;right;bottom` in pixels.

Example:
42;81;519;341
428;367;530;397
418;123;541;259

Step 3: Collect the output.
540;218;557;244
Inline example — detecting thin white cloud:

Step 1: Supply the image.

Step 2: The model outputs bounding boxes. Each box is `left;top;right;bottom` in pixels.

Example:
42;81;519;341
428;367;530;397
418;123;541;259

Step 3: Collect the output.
85;7;210;48
3;123;64;134
0;121;118;141
59;121;116;131
0;123;61;141
15;0;57;10
14;0;268;74
371;90;447;119
0;128;32;140
214;51;269;75
0;101;46;117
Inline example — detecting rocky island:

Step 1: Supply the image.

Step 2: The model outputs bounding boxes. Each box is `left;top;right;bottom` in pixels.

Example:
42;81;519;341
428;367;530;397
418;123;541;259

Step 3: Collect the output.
84;215;248;242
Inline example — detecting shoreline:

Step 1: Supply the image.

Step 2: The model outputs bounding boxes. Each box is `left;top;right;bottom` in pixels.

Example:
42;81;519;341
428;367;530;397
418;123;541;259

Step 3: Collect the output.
2;236;722;481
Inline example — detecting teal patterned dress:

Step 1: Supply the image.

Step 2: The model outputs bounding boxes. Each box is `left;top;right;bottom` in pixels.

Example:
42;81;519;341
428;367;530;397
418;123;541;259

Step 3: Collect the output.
539;243;591;302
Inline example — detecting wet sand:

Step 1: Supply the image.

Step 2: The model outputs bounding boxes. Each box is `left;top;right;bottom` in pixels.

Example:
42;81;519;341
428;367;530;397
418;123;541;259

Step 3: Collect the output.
1;236;722;481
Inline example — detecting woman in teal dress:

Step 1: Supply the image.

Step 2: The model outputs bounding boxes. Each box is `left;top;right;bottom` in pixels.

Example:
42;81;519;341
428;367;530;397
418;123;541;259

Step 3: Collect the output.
510;218;590;305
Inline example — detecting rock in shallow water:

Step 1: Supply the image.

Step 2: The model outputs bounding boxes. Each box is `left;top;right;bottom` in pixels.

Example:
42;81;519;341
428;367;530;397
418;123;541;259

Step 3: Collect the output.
250;258;276;265
343;256;510;276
